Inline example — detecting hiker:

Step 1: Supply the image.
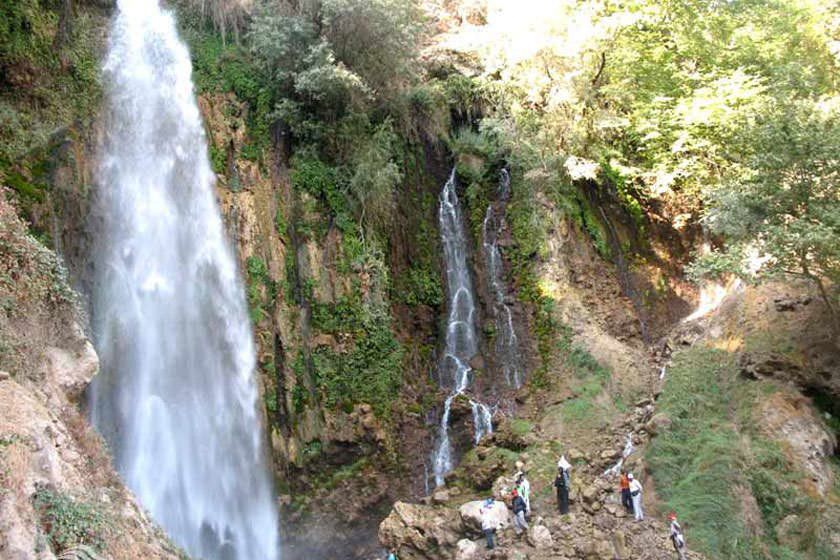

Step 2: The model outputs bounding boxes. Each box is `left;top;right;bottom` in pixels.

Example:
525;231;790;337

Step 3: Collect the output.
515;471;531;515
619;470;633;514
628;473;644;521
554;456;571;514
669;512;687;560
511;488;529;536
480;498;498;549
386;549;397;560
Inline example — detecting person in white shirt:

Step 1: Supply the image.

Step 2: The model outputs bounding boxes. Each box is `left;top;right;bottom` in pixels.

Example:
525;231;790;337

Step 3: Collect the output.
628;473;644;521
515;471;531;515
480;498;499;549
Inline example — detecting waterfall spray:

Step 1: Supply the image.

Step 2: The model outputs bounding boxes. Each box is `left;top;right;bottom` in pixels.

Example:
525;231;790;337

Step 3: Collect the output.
88;1;279;558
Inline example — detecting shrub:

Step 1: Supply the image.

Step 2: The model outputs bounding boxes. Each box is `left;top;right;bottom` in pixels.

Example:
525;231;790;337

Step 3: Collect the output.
33;486;108;553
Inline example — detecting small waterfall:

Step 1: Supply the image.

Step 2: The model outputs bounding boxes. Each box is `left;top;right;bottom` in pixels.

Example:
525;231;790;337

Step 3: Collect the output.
603;433;636;477
470;399;494;444
432;169;492;486
87;1;279;559
481;169;523;388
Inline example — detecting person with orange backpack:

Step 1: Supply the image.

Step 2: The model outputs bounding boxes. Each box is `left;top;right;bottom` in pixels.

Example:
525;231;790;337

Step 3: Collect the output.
619;470;633;514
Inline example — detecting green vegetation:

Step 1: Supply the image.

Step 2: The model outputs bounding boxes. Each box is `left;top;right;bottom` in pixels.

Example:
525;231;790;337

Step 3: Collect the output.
246;255;274;325
0;0;102;167
33;486;108;553
692;98;840;334
310;289;403;416
649;346;834;559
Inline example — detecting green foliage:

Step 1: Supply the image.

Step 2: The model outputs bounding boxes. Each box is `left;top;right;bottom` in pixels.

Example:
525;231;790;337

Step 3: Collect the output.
246;255;274;324
310;297;403;415
33;486;108;553
349;120;403;232
508;418;534;437
649;346;830;558
693;97;840;331
208;143;226;175
393;265;442;307
0;0;102;165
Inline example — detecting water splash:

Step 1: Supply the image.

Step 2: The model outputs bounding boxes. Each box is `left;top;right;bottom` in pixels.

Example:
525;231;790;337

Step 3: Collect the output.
88;1;279;558
470;400;494;444
481;169;523;388
432;169;492;486
603;433;635;477
683;278;743;322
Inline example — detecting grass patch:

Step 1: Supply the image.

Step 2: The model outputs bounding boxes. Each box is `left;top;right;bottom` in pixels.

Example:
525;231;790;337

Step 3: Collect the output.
648;346;832;559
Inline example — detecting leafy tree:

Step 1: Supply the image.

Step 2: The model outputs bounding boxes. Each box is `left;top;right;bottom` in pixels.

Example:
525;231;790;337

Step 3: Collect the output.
696;97;840;336
349;119;402;234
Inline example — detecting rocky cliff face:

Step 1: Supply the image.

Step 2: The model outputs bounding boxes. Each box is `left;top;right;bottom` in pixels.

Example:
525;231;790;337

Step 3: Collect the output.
0;191;182;560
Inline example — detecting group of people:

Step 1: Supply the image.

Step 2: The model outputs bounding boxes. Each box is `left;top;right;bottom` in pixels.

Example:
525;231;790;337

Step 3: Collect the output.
618;469;645;521
475;456;688;559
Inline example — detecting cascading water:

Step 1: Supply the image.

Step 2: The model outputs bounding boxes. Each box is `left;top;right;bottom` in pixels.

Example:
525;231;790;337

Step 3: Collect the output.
603;433;636;477
87;2;279;559
481;169;523;388
432;169;493;486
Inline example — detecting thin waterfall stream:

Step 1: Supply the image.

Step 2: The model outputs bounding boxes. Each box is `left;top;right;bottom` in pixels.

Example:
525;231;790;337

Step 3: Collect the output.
87;1;279;559
482;169;523;388
432;169;493;487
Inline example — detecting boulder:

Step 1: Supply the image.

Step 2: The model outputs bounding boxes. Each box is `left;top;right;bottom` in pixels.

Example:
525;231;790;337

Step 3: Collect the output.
43;340;99;401
646;413;672;435
432;489;451;505
459;500;511;534
612;529;629;559
455;539;478;560
527;525;553;549
379;502;463;559
491;475;516;501
582;484;600;504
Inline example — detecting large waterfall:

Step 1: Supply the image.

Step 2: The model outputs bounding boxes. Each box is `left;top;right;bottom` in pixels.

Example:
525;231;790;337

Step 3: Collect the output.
432;169;492;486
481;169;522;388
87;2;279;559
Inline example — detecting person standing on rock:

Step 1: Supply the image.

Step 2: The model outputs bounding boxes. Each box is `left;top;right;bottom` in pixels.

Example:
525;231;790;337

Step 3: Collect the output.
554;456;571;514
628;473;644;521
515;471;531;516
669;512;687;559
480;498;498;549
511;488;529;536
619;470;633;514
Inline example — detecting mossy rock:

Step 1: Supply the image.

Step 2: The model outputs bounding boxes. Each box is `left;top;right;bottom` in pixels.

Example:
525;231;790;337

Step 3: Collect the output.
453;446;519;491
492;417;534;451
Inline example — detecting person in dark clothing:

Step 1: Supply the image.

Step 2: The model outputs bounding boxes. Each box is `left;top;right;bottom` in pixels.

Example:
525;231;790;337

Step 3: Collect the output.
511;489;529;535
554;456;571;514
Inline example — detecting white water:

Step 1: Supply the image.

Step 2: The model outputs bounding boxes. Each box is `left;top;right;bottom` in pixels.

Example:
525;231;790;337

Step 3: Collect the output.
603;433;635;477
683;278;743;322
88;2;279;559
432;169;492;486
481;169;522;388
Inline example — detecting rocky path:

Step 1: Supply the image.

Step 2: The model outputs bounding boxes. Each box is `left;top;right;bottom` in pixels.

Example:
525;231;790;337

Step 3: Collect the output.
378;393;705;560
